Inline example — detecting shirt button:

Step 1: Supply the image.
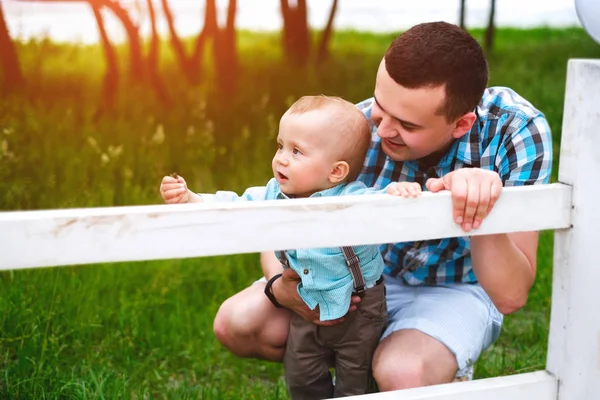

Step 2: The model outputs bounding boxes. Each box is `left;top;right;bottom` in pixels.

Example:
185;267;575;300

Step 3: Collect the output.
303;269;309;275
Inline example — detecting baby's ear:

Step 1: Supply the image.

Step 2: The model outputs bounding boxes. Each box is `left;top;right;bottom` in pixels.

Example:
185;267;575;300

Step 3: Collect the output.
329;161;350;184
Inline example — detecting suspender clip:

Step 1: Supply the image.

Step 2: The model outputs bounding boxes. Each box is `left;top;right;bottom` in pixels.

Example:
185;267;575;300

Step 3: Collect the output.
345;254;360;268
353;285;366;297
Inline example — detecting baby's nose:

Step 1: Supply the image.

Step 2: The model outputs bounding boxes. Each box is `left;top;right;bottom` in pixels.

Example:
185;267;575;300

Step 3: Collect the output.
277;153;289;165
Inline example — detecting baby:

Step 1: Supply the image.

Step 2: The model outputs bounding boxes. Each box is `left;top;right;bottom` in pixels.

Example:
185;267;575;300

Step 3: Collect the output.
160;95;421;399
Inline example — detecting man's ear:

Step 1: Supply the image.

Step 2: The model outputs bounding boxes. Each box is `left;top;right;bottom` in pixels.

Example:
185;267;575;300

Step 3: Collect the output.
451;111;477;139
329;161;350;184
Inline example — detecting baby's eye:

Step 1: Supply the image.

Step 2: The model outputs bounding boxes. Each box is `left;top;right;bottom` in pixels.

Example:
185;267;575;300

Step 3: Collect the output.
277;143;283;150
292;148;302;155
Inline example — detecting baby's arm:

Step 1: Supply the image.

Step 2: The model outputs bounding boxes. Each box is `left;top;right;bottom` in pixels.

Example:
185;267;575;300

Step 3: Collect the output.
160;174;275;204
344;180;422;198
159;173;203;204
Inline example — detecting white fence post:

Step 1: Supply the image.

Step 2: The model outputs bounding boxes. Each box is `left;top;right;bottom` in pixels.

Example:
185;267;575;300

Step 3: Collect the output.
546;59;600;399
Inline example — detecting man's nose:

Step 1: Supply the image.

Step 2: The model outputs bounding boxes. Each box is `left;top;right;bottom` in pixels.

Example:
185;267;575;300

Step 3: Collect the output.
376;118;397;138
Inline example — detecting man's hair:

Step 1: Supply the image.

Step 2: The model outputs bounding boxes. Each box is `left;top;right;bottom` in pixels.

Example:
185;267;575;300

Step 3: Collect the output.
287;95;371;181
384;21;488;121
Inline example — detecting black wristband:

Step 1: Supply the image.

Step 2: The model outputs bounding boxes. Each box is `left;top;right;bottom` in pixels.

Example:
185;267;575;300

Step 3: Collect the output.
264;273;284;308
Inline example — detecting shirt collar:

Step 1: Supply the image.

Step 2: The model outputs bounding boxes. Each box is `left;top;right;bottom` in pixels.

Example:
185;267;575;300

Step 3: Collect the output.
401;138;461;172
275;183;347;199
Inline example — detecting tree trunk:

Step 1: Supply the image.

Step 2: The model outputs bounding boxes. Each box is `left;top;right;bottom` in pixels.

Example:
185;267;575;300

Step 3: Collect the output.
146;0;170;106
295;0;309;63
34;0;143;80
459;0;466;29
0;1;24;91
485;0;496;52
317;0;338;64
225;0;236;34
161;0;194;83
89;1;118;112
161;0;213;84
96;0;144;81
213;0;238;96
280;0;310;66
161;0;189;75
189;0;217;78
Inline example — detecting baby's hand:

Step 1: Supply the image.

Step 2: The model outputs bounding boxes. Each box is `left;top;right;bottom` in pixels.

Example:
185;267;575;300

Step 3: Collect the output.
160;173;190;204
386;181;422;198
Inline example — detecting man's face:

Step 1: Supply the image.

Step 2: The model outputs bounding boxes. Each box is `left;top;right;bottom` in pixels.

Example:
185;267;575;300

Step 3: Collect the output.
372;60;459;162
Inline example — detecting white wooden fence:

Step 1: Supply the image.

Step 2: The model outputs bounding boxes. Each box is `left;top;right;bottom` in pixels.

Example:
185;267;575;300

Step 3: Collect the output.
1;59;599;399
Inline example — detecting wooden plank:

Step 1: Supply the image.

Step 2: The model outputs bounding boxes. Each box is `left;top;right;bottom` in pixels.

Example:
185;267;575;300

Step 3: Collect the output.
546;59;600;399
0;184;571;270
344;371;557;399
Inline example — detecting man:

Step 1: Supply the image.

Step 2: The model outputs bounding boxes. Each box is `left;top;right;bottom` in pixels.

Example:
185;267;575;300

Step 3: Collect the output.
213;21;552;391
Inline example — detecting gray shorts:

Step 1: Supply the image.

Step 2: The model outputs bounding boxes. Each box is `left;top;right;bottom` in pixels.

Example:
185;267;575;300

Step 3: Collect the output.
382;275;503;377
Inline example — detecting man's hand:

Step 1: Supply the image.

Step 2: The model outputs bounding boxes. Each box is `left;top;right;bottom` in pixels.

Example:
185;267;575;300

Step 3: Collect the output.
426;169;502;232
271;268;360;326
160;174;190;204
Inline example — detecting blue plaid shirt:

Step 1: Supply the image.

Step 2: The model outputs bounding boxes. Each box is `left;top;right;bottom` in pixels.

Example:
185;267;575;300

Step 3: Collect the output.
356;86;553;285
201;179;388;320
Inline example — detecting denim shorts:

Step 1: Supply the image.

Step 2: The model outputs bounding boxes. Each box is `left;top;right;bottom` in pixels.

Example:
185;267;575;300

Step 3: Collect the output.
382;275;503;378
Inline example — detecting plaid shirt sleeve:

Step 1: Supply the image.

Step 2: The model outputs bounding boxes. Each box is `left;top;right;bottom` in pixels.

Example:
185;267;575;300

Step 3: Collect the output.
495;114;553;186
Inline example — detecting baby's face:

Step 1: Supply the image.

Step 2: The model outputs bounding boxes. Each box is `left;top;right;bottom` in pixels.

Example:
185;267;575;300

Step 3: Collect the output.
272;110;343;197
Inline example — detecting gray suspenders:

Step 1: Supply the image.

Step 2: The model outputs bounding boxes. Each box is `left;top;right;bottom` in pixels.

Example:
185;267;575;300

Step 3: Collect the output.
341;247;366;296
277;247;366;296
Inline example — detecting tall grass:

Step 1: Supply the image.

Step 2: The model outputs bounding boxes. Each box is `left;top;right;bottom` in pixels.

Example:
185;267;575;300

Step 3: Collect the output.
0;28;599;398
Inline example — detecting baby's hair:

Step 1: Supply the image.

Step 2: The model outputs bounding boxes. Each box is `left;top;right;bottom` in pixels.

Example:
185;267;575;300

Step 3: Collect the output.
287;95;371;181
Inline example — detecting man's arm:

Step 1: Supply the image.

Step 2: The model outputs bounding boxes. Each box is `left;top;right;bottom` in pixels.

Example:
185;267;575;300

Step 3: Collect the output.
427;170;539;315
426;169;537;314
264;252;352;326
264;253;362;326
469;115;551;314
427;112;551;314
470;231;538;315
261;251;283;280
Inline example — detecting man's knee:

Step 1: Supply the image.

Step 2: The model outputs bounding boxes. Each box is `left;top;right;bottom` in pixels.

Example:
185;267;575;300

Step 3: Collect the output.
213;300;239;348
373;356;427;391
213;284;292;360
372;330;458;391
213;295;259;356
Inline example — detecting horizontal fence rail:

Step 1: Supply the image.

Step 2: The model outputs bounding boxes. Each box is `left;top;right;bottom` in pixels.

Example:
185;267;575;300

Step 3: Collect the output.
1;183;571;270
346;371;557;400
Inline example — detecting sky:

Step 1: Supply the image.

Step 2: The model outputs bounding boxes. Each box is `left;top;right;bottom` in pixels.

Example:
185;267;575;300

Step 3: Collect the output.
3;0;584;44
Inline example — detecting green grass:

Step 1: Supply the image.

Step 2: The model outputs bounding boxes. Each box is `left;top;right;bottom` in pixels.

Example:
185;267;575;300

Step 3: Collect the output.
1;27;599;398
